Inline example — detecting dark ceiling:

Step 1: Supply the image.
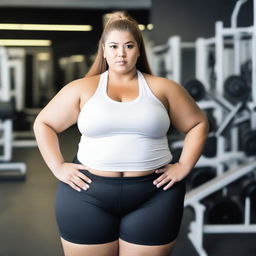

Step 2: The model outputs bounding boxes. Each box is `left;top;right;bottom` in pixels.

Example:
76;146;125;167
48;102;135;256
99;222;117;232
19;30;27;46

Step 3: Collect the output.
0;7;150;55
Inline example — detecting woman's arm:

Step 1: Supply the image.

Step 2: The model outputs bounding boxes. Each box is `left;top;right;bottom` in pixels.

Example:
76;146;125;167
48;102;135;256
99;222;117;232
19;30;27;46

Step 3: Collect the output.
153;78;209;190
33;79;92;191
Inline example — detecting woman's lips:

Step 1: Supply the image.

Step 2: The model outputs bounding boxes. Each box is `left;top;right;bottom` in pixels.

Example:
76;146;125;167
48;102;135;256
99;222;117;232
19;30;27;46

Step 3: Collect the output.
116;61;127;65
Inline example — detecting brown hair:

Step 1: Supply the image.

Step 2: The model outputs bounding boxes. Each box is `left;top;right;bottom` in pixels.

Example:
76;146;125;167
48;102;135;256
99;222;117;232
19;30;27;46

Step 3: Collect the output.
86;11;152;77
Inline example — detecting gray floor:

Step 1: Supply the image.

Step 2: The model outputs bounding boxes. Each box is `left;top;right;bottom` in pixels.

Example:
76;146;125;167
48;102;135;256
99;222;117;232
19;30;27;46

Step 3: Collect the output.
0;126;255;256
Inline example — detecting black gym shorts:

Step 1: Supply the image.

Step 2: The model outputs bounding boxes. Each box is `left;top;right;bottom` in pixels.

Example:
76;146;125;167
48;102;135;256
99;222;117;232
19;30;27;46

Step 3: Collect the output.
55;156;186;245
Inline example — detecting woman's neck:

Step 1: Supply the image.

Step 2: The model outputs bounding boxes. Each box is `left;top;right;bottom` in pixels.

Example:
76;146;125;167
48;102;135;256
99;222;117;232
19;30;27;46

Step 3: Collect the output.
107;68;137;84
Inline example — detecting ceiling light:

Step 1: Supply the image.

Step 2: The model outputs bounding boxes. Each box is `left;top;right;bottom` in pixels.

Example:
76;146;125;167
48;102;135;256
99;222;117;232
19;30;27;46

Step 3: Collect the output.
37;53;50;60
147;24;154;30
0;23;93;31
0;39;52;46
138;24;145;31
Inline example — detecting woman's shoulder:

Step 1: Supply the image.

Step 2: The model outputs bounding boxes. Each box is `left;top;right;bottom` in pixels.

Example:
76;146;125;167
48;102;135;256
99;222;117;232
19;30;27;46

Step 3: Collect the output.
53;74;101;104
60;74;101;96
66;74;101;89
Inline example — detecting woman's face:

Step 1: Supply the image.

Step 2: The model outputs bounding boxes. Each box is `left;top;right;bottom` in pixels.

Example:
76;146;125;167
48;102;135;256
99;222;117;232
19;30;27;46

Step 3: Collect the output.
103;30;140;73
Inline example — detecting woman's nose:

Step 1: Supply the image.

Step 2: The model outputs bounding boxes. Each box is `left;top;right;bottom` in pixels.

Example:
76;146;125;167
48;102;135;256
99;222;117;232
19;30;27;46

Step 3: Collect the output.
118;47;126;57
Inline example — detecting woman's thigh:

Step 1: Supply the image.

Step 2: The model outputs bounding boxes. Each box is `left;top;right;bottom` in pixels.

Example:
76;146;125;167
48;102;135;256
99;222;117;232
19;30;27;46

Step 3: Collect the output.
60;237;119;256
119;238;176;256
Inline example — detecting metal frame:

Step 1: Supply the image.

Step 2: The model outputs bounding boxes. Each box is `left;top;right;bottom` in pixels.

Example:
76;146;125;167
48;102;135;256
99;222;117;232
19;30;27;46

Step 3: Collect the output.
0;46;26;177
184;1;256;255
151;35;195;84
185;160;256;256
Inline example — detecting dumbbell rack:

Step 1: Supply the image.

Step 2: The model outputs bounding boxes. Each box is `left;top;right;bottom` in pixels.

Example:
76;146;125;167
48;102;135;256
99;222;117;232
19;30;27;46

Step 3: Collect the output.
184;0;256;255
150;0;256;254
184;103;256;256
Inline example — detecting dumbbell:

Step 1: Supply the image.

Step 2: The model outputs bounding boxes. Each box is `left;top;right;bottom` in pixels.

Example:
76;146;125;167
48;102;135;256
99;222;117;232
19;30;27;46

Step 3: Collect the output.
188;167;216;188
183;79;206;101
202;136;217;158
224;75;251;103
170;147;182;164
204;195;243;224
242;129;256;156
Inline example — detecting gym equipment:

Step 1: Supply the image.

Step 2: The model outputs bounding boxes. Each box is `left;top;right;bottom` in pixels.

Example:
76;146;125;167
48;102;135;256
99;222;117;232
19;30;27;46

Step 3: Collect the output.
206;110;217;133
240;179;256;202
240;178;256;222
242;129;256;156
0;46;26;179
204;196;243;224
189;167;216;188
202;136;217;158
170;147;182;163
224;75;251;103
0;116;26;180
152;36;195;84
0;101;15;120
13;111;31;131
185;159;256;256
163;0;256;254
183;79;206;101
241;59;252;87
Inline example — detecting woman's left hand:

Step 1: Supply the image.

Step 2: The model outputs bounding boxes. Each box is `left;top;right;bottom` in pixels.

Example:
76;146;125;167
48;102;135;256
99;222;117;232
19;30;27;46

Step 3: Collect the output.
153;163;190;191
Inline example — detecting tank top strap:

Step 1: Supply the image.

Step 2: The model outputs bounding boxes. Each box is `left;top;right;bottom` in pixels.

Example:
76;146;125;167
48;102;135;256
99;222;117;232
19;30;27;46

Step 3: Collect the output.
92;70;108;98
137;70;154;98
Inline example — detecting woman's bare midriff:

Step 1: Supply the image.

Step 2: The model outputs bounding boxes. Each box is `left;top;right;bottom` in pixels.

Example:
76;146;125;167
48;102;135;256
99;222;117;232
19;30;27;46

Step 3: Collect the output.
86;167;156;177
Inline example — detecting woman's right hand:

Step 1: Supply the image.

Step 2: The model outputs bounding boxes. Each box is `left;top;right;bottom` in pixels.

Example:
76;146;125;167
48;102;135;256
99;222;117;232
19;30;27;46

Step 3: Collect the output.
54;162;92;192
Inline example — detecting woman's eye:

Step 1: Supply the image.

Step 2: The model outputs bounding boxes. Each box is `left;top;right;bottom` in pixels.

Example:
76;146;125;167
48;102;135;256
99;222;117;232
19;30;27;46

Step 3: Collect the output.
126;44;134;49
109;45;117;49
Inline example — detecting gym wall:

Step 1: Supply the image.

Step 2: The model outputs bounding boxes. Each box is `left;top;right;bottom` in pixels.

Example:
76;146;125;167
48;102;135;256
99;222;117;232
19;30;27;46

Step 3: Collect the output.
151;0;253;44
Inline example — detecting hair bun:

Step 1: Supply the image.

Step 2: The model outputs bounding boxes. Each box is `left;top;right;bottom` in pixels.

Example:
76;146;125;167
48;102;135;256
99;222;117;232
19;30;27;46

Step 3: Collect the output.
110;11;127;20
103;11;134;27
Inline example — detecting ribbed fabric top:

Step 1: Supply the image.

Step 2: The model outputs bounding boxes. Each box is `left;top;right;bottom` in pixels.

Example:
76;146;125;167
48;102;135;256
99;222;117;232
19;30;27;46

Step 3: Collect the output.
77;70;172;171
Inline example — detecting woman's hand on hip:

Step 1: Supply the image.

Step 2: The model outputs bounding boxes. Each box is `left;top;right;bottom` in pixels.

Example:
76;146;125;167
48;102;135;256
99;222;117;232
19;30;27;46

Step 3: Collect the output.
153;163;190;191
54;162;92;192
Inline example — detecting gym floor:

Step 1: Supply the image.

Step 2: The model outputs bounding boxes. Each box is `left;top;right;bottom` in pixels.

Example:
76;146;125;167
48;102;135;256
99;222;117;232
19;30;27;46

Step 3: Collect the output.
0;126;255;256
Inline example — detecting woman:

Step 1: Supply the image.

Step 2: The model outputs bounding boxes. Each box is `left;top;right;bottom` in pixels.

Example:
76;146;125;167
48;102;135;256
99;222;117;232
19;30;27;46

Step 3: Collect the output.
34;11;208;256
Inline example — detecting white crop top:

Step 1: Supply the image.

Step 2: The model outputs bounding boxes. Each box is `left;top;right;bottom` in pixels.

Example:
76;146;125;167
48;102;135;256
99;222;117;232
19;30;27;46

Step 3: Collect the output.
77;69;173;171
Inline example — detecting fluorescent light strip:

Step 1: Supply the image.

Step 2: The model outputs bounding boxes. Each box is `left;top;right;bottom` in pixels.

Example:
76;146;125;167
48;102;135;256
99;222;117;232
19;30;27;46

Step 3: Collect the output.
0;39;52;46
0;23;93;31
